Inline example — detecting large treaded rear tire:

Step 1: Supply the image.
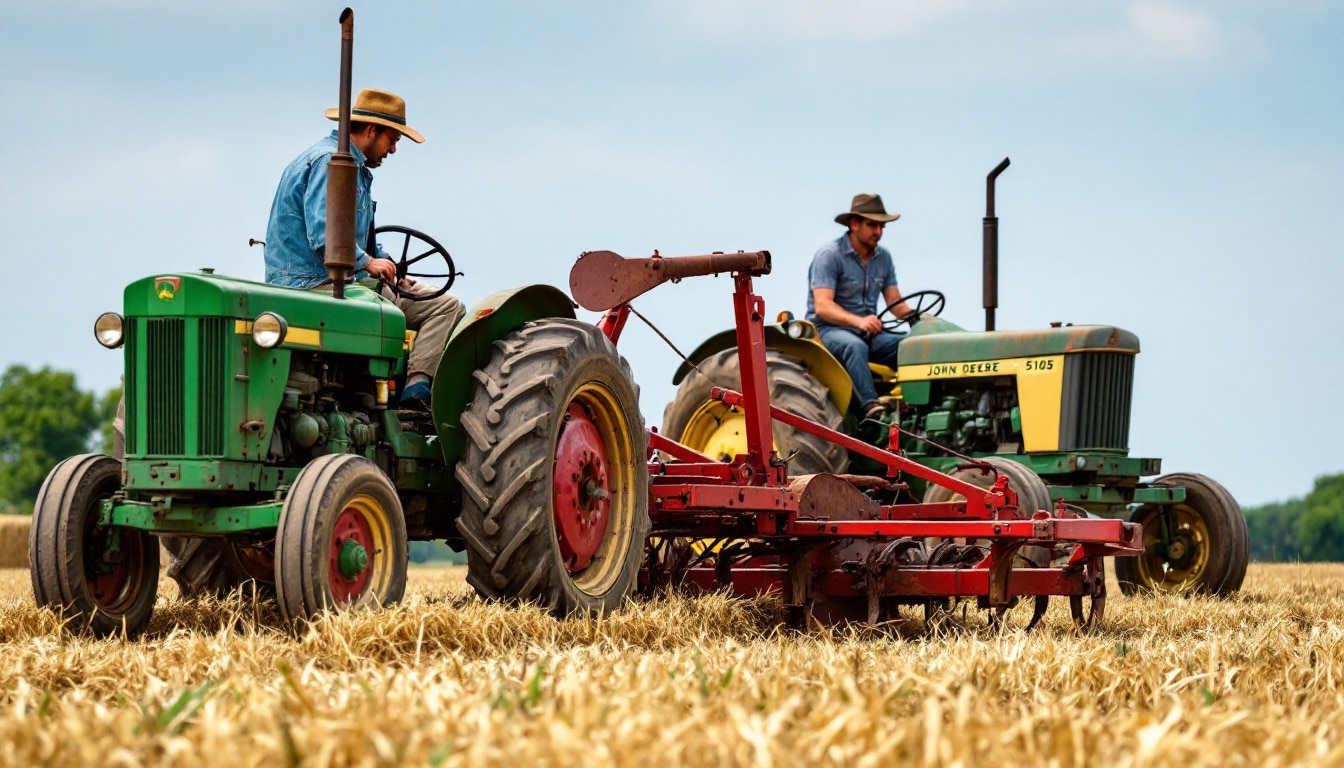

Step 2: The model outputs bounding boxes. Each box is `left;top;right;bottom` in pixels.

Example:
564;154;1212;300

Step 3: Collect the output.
162;537;277;600
923;457;1054;567
29;453;160;637
455;318;649;616
661;349;847;475
1115;472;1247;596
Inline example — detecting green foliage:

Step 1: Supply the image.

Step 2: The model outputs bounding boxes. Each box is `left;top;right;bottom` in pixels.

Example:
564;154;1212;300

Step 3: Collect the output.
98;384;123;457
1245;472;1344;562
1297;474;1344;562
0;365;101;509
1245;498;1305;562
408;539;466;564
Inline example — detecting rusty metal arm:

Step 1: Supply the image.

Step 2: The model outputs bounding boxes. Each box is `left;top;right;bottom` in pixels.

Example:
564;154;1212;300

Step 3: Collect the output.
570;250;772;312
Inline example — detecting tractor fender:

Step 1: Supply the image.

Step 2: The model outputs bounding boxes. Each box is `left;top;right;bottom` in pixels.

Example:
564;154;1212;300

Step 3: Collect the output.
671;325;853;415
429;284;577;465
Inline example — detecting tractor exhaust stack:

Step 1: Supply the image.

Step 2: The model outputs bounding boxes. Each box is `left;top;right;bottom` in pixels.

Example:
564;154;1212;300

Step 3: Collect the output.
324;8;357;299
983;157;1010;331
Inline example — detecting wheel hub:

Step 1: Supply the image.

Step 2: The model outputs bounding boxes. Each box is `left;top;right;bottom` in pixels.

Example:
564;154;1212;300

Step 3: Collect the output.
338;538;369;579
552;403;611;573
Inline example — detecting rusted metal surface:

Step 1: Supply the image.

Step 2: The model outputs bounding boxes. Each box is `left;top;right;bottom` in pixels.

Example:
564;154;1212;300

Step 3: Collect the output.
569;250;771;312
983;157;1009;331
324;8;357;297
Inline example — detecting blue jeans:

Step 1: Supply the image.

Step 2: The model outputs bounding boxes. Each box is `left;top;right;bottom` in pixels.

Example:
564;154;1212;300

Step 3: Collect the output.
818;326;904;409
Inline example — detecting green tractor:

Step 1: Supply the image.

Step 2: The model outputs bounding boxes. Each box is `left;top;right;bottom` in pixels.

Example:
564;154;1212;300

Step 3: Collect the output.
30;241;649;637
661;160;1248;596
27;15;649;636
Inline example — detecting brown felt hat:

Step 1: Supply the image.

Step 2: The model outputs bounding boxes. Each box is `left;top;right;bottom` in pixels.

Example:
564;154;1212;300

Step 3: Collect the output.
326;88;425;143
835;193;900;225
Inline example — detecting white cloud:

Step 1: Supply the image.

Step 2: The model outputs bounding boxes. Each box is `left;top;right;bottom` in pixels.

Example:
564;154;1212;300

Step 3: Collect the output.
1061;1;1222;64
657;0;971;41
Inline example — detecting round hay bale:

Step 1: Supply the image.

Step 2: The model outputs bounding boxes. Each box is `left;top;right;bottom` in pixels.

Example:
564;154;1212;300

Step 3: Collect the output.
0;515;32;569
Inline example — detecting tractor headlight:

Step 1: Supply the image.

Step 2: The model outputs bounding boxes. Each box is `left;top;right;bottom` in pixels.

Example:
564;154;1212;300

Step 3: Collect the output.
93;312;124;349
252;312;288;348
785;320;815;339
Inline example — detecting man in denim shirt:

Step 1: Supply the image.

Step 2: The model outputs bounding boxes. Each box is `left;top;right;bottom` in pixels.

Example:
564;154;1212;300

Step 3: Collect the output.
806;193;915;419
264;88;463;408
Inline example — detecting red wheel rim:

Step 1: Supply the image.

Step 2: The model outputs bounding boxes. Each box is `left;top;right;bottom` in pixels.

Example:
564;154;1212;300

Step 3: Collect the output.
552;402;611;573
329;504;375;606
83;519;146;614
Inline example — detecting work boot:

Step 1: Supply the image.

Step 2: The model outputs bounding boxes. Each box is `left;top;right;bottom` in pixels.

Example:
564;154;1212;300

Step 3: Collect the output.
400;379;432;410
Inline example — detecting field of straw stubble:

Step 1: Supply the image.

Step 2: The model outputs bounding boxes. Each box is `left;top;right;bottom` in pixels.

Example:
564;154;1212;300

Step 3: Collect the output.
0;562;1342;767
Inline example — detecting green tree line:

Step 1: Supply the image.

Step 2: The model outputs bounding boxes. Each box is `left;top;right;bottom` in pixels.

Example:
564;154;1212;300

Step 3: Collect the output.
1244;473;1344;562
0;365;119;514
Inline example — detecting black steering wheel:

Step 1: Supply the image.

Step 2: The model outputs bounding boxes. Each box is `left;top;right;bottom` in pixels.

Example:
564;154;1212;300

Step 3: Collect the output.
878;289;945;333
371;224;461;301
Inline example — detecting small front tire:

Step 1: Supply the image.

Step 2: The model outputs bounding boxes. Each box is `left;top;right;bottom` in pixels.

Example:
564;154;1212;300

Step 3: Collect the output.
29;453;160;637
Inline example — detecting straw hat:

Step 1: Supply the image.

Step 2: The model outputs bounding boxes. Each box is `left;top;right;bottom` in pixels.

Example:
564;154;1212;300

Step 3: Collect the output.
835;193;900;225
326;88;425;143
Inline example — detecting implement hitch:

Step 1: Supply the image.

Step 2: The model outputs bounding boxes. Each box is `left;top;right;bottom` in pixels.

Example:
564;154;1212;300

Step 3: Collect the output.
570;249;1141;629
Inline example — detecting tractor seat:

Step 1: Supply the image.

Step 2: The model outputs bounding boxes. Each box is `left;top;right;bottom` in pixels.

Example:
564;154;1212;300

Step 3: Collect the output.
868;362;898;381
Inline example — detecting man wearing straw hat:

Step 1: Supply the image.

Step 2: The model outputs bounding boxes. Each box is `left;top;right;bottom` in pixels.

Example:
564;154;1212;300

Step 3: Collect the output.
264;88;463;409
806;193;916;420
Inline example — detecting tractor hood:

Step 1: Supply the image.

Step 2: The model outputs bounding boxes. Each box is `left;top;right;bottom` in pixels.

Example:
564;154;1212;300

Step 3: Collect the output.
124;272;406;360
898;322;1140;365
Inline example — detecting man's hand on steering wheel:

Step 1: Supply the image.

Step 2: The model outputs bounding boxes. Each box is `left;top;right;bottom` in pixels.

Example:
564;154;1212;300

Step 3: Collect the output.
365;257;397;282
878;289;946;333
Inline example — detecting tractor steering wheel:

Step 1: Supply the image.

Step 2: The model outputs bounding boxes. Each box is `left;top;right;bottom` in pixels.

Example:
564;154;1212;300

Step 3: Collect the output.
878;289;945;333
371;225;461;301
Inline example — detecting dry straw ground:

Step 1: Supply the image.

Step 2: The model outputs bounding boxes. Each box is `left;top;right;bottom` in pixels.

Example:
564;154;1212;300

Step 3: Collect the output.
0;562;1341;767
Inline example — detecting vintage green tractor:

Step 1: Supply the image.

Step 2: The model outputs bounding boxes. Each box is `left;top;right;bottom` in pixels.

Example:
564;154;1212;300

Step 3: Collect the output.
27;11;649;637
661;160;1248;596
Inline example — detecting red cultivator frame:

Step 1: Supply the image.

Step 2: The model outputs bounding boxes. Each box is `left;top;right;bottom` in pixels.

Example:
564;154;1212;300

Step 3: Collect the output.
570;249;1142;629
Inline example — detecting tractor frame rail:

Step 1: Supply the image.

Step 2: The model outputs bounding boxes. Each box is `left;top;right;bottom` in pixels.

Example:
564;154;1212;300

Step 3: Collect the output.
575;250;1142;629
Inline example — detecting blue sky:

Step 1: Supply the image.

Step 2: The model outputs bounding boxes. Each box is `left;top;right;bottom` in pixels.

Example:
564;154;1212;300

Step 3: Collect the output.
2;1;1340;507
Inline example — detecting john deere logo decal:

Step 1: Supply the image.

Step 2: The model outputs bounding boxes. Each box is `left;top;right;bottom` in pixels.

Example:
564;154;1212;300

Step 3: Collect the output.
155;277;181;301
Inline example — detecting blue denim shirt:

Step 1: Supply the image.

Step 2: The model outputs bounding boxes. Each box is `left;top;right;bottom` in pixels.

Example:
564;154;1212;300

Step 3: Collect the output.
264;131;386;289
805;234;898;327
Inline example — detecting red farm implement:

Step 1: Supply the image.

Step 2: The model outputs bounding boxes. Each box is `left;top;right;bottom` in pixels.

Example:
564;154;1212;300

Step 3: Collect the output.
570;248;1142;630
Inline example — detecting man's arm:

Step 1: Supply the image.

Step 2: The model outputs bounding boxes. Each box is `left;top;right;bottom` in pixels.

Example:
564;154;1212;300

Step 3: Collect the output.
301;159;372;273
881;285;914;322
813;287;883;337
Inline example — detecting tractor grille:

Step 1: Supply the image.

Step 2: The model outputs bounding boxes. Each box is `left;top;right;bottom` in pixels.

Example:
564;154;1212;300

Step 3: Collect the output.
125;317;229;457
197;317;227;456
1058;352;1134;452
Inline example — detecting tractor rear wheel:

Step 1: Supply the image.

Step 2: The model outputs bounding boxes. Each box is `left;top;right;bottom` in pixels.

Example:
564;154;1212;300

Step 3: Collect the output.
29;453;160;637
455;318;649;616
162;537;277;600
1114;472;1247;596
274;454;408;622
661;349;847;475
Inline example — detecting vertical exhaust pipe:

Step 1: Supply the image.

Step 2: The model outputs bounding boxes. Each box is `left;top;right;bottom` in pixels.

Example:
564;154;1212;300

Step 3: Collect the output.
324;8;357;299
983;157;1010;331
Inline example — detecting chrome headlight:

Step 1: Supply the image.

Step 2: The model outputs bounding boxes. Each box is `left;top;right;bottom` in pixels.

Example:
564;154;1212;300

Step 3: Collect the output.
785;320;815;339
252;312;288;348
94;312;124;349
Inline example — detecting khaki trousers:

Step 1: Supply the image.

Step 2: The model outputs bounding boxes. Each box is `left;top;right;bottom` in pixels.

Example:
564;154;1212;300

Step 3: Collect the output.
376;281;464;379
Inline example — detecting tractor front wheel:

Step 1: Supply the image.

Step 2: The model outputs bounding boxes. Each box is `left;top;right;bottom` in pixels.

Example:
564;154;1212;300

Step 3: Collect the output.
456;318;649;616
1115;472;1247;596
274;454;408;622
29;454;160;637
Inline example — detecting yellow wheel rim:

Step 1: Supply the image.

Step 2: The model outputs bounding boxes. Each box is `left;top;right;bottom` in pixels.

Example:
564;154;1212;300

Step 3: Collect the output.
1132;504;1212;593
561;382;640;596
